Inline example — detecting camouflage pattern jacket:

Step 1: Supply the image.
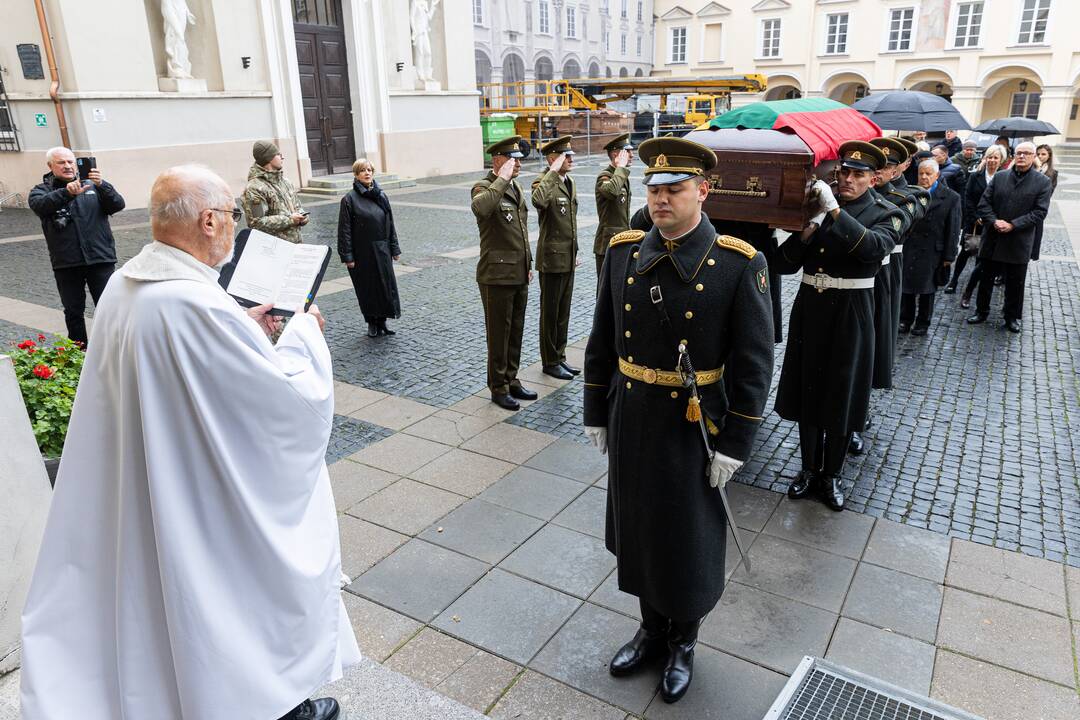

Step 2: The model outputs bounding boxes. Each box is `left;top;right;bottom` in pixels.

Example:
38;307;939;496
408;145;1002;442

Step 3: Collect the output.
241;164;305;243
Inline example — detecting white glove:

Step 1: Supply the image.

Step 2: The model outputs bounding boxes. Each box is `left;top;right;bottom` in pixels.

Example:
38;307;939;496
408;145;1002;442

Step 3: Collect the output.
584;426;607;455
708;453;743;489
808;210;827;228
810;179;839;215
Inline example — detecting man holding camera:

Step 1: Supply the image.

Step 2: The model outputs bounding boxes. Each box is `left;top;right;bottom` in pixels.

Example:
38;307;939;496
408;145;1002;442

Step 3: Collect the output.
242;140;308;243
29;147;126;347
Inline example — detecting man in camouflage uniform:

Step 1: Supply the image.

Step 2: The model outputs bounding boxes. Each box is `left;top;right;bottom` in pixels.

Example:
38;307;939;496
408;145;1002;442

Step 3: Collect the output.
593;134;634;277
241;140;308;243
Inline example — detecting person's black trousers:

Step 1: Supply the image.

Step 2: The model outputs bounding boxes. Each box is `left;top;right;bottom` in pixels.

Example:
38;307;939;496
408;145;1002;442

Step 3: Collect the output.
975;260;1028;320
949;248;975;287
899;293;936;327
799;423;850;476
52;262;114;346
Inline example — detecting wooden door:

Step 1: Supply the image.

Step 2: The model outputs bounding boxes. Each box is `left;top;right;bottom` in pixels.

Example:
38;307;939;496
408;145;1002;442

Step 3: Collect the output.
294;0;355;176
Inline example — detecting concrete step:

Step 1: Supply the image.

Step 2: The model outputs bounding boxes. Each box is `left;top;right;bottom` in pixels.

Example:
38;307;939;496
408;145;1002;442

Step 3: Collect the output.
301;174;416;198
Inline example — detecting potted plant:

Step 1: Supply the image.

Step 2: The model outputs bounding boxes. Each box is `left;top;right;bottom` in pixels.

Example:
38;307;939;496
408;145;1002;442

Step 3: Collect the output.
8;334;84;486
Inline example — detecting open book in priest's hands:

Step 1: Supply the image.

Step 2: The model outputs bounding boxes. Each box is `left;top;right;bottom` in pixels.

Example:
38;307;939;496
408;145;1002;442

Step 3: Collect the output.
218;228;331;317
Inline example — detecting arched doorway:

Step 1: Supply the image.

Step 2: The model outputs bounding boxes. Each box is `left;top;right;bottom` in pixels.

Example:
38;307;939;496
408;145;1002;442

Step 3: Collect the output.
562;58;581;80
634;68;644;77
619;67;629;78
606;66;613;78
823;71;871;105
503;53;525;105
902;68;956;102
765;85;801;101
588;61;601;78
475;50;493;109
981;66;1044;123
534;56;554;102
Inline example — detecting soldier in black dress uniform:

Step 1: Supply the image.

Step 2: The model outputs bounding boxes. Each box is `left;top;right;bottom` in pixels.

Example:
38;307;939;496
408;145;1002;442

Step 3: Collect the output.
583;137;773;703
773;141;902;510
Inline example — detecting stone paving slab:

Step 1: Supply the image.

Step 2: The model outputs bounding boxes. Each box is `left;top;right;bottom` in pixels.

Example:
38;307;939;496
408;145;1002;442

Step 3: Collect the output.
762;496;875;559
841;563;943;643
347;477;465;536
730;534;858;613
408;448;515;497
499;524;616;599
862;517;952;583
826;618;936;696
328;460;398;513
477;466;588;521
488;670;628;720
931;650;1080;720
343;593;422;663
338;514;408;580
418;499;544;564
946;538;1068;616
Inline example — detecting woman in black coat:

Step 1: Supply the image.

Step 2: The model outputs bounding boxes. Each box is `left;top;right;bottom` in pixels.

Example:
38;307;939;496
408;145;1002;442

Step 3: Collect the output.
900;159;960;335
1030;144;1059;262
946;144;1006;307
337;159;402;337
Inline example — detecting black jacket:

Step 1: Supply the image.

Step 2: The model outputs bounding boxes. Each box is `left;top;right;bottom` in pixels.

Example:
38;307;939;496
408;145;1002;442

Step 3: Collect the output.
29;173;125;270
337;181;401;320
977;166;1052;264
963;169;992;233
904;182;961;295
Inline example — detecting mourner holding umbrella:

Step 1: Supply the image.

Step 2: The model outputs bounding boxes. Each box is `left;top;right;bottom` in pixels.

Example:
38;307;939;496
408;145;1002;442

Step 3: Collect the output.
594;134;634;277
337;159;402;338
773;142;902;511
946;144;1007;306
583;137;773;704
900;159;960;335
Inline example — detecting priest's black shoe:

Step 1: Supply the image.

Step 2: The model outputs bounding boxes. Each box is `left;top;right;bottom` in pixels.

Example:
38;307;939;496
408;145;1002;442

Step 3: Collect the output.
898;322;911;334
378;321;396;336
560;361;581;376
491;393;520;411
848;432;865;456
660;621;699;704
822;474;846;512
788;470;817;499
1005;319;1022;333
509;384;538;401
543;364;574;380
367;323;379;338
911;324;928;336
609;627;667;677
277;697;340;720
966;313;987;324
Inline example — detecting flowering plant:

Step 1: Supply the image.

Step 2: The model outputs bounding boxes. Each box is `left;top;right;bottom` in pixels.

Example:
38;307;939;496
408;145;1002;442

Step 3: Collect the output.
8;334;84;458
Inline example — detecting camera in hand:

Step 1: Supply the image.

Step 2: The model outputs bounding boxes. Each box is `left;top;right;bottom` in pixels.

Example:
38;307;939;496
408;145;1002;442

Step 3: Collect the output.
76;156;97;181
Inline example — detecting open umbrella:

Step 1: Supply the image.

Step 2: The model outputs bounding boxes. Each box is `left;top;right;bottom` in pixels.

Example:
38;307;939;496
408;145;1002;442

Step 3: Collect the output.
851;90;971;132
708;97;881;164
971;116;1060;138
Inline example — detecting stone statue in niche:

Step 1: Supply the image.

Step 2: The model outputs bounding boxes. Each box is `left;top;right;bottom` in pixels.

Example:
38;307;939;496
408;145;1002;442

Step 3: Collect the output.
410;0;441;88
161;0;197;79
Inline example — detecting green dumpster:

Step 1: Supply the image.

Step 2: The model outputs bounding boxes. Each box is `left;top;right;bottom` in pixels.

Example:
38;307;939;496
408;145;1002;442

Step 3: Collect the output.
481;114;517;164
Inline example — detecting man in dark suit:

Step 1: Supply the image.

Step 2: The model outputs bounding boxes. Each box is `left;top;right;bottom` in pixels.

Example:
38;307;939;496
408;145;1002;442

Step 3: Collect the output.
967;141;1052;333
901;160;961;335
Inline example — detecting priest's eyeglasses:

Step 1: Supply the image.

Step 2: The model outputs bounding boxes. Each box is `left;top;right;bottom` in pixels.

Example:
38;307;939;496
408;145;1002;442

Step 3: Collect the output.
209;208;244;222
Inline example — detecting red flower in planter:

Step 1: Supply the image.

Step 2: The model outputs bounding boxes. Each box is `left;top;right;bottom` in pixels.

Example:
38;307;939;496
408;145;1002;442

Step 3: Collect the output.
37;334;46;341
32;364;54;380
17;339;36;350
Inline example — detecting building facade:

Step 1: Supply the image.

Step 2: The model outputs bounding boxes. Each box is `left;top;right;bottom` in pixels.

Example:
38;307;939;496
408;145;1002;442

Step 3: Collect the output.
473;0;655;89
652;0;1080;142
1;0;482;207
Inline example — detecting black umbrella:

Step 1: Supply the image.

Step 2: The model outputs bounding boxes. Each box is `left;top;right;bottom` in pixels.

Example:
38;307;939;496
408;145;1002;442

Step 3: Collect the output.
851;90;971;132
971;116;1060;138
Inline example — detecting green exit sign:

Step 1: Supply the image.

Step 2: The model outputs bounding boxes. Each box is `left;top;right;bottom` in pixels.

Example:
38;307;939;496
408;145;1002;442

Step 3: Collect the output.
34;113;48;127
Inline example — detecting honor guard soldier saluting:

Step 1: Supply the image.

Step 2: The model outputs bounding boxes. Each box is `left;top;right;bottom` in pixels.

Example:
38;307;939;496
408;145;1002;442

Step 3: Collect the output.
583;137;773;703
471;135;538;410
532;136;582;380
593;133;635;276
773;141;902;510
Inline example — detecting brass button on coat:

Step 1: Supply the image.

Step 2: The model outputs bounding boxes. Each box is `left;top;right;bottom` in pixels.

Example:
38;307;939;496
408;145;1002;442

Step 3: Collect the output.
695;283;703;291
670;391;678;399
625;330;632;338
707;258;716;266
685;311;693;319
627;277;635;285
624;303;632;311
626;381;632;389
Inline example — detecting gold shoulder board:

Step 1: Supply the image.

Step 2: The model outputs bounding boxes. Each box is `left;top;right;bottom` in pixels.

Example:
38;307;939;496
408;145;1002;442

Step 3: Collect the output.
610;229;646;247
716;235;757;260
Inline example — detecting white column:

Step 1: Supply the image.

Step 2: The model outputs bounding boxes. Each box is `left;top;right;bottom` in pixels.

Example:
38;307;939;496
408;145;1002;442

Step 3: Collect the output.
1037;85;1074;147
263;0;311;181
950;86;984;134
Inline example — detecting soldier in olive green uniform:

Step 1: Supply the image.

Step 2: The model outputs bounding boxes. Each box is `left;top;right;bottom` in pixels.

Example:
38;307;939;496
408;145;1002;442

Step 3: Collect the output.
594;134;634;276
471;135;538;411
532;136;581;381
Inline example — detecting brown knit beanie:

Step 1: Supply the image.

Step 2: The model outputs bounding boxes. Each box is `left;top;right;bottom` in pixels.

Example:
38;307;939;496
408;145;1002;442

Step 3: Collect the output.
253;140;280;166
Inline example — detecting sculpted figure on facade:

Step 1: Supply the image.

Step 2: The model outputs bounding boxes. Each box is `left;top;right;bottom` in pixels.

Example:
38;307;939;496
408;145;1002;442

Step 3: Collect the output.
410;0;441;84
161;0;196;79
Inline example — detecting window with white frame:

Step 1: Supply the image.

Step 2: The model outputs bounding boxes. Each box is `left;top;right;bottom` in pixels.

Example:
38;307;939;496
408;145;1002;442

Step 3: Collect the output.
670;26;687;63
538;0;550;34
825;13;848;54
1017;0;1050;44
887;7;915;51
953;2;983;47
472;0;484;25
621;0;628;18
638;0;643;22
760;18;781;58
636;35;642;56
621;33;627;54
566;6;577;38
1010;91;1042;119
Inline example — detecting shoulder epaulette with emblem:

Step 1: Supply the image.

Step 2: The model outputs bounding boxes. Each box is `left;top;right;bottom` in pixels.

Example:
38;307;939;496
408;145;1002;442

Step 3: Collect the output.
716;235;756;260
609;229;645;247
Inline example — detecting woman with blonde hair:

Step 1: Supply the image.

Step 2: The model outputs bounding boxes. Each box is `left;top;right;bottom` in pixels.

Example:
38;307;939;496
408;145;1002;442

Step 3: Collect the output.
337;158;402;337
948;143;1007;307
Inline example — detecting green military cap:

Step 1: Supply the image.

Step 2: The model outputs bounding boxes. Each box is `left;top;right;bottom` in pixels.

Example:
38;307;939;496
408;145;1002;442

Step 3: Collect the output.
895;137;920;157
638;137;717;186
869;137;909;166
486;134;527;158
603;133;633;152
540;135;575;156
838;140;887;172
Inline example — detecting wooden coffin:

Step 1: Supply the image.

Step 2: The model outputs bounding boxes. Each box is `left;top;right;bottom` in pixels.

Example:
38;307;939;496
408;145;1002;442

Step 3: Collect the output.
684;127;837;232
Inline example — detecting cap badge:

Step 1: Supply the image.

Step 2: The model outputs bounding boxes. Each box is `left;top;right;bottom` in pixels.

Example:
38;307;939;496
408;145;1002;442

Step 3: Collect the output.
882;148;891;156
851;151;862;160
655;154;669;168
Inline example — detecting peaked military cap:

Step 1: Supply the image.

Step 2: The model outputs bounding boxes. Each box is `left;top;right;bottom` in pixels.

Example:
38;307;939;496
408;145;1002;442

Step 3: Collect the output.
638;137;717;186
838;141;887;172
870;137;909;166
540;135;575;156
896;137;920;157
603;133;633;152
486;134;527;158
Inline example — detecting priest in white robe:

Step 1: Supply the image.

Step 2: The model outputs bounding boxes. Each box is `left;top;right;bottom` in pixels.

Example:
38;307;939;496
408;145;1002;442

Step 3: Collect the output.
20;165;359;720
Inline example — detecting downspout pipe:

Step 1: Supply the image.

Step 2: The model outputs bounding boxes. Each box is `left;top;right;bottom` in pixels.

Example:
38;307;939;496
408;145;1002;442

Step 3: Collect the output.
34;0;70;148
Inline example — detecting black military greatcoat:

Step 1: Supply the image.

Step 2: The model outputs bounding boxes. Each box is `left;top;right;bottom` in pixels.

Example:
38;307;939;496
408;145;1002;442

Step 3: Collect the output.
881;179;929;378
868;187;904;390
772;190;901;433
583;213;773;621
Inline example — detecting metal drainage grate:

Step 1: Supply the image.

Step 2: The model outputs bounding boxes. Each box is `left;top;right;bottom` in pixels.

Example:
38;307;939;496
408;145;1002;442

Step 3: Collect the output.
763;657;985;720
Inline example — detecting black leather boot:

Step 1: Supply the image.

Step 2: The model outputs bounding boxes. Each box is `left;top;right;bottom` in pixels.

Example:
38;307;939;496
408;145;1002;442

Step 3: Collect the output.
822;474;846;512
367;322;379;338
660;619;699;703
378;320;396;336
277;698;340;720
490;393;520;411
610;599;668;677
788;470;817;499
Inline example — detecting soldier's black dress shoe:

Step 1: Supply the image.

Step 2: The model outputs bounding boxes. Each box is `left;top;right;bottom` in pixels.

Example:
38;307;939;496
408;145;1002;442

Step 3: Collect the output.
788;470;817;499
560;361;581;376
367;323;379;338
848;432;865;455
543;364;574;380
491;393;520;411
509;384;538;401
966;313;988;324
1005;319;1022;333
660;622;698;704
898;322;911;333
822;475;845;512
277;697;340;720
378;321;396;336
911;324;928;336
609;627;667;677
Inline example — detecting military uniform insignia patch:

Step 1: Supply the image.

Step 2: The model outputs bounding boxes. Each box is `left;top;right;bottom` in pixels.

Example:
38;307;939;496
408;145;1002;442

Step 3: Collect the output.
919;196;928;206
892;216;902;231
559;205;567;215
756;267;768;294
505;211;513;222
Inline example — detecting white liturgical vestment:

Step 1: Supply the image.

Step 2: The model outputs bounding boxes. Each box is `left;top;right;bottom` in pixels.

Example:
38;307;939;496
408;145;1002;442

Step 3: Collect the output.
20;241;360;720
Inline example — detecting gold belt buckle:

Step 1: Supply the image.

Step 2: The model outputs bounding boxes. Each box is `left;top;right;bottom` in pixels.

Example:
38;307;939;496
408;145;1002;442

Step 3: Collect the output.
641;367;657;384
